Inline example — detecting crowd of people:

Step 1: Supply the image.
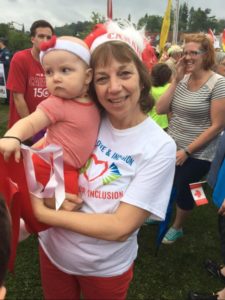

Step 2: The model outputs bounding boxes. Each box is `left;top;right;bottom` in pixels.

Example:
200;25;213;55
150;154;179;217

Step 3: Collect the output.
0;18;225;300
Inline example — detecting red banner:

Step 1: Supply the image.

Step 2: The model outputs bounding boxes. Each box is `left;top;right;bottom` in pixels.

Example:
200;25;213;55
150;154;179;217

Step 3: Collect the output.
0;155;49;271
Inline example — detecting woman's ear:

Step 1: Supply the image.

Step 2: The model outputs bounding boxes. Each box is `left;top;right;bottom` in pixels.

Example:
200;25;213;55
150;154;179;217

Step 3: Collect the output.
85;68;93;85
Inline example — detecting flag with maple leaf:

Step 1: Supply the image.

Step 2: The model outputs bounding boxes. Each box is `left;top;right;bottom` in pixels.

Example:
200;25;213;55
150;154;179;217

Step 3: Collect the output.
189;182;208;206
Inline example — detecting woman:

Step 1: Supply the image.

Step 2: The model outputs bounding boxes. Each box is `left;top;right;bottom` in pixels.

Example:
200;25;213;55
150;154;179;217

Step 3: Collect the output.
156;33;225;244
31;21;176;300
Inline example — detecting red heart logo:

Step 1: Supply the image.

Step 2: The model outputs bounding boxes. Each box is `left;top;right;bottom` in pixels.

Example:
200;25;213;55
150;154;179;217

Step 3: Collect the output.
84;154;108;182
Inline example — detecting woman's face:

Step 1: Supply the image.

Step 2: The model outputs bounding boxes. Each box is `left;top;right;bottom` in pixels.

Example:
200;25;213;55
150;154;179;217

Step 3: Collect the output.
93;57;146;129
216;58;225;77
183;42;206;73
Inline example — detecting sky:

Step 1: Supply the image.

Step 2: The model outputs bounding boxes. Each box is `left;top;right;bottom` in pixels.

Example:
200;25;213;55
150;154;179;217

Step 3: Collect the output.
1;0;224;31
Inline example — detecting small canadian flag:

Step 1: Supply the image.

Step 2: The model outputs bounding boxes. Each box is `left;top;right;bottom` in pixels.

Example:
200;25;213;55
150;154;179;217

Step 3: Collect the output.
189;182;208;206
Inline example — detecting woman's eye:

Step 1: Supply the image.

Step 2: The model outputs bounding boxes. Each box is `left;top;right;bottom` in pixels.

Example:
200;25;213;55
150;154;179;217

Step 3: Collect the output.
95;77;107;84
120;71;131;77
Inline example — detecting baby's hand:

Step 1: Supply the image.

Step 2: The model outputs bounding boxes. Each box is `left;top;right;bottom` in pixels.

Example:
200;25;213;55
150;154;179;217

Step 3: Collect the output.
0;137;21;162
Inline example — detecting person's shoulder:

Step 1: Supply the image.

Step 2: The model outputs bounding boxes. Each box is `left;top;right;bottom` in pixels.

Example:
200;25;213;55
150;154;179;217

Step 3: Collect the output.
206;72;225;91
12;48;31;60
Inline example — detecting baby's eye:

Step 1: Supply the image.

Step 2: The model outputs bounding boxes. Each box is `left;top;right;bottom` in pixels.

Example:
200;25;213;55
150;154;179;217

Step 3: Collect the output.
62;67;70;73
45;69;52;76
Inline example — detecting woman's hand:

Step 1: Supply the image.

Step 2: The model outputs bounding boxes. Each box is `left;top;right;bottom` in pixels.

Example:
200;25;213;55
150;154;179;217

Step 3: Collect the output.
218;199;225;216
31;194;84;223
60;193;83;211
174;56;187;83
176;149;188;166
44;195;83;211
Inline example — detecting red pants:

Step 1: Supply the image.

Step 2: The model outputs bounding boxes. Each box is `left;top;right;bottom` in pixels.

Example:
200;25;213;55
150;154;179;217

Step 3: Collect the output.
39;246;134;300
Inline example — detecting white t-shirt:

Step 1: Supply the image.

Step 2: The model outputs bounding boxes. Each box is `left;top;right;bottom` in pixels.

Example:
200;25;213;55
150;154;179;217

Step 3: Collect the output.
39;116;176;277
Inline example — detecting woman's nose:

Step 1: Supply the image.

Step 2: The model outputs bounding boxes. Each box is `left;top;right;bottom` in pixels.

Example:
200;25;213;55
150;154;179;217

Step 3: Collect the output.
108;77;121;93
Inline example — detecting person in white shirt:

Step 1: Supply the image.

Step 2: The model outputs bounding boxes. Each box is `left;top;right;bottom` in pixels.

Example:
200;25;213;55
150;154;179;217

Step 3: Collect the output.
31;20;176;300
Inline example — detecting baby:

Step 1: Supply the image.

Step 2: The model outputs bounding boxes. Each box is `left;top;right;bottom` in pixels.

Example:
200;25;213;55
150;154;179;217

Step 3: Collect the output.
0;35;100;229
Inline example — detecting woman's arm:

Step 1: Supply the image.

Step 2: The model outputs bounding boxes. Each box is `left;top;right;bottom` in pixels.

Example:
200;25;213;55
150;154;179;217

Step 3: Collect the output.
32;198;149;242
176;98;225;166
155;79;178;114
156;57;186;114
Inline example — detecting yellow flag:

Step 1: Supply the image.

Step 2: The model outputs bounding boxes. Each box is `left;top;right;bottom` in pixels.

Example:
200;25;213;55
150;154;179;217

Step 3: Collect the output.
159;0;172;52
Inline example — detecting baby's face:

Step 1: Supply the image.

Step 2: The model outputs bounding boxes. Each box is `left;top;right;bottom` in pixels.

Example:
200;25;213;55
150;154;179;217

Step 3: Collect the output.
43;50;92;99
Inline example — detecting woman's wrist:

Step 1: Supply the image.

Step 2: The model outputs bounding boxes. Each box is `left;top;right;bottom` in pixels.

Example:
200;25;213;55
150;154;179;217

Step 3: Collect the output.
183;146;191;156
173;76;180;85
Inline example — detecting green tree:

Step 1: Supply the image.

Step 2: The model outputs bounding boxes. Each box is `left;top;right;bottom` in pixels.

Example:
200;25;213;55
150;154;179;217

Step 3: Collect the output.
138;14;163;32
0;23;10;38
0;23;30;54
217;19;225;33
188;7;214;32
179;2;189;32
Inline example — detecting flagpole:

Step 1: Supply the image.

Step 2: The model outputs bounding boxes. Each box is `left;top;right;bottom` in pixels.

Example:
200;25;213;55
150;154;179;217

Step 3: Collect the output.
107;0;113;19
172;0;180;44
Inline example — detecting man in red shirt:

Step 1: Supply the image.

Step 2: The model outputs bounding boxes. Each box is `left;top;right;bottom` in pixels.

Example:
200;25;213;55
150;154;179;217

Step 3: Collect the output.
7;20;54;142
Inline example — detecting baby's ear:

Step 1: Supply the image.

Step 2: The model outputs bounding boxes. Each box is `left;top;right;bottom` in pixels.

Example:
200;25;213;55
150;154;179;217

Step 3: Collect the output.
85;68;93;84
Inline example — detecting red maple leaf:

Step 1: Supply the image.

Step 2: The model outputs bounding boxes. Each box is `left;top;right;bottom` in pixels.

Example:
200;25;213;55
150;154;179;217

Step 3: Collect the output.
194;189;202;198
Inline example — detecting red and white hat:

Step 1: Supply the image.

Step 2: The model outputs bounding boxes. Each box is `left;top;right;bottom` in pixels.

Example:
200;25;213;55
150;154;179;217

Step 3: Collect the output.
40;35;91;65
84;20;157;70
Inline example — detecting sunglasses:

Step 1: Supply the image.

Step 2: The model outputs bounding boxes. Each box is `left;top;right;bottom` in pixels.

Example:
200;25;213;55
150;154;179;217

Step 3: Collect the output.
183;50;206;57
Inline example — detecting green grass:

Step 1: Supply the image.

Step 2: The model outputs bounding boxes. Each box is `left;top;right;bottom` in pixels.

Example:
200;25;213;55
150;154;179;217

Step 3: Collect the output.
1;103;223;300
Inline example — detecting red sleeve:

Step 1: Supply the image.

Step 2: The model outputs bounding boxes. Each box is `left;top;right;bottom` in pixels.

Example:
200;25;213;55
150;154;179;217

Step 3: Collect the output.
7;52;27;93
38;96;65;124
